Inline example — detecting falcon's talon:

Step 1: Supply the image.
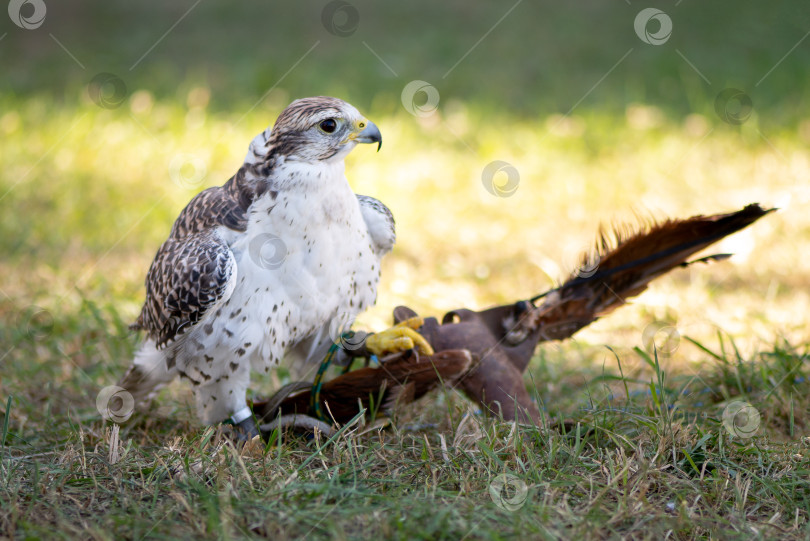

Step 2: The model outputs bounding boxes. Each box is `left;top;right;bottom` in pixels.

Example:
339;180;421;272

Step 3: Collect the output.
365;324;433;356
233;415;260;443
397;316;425;331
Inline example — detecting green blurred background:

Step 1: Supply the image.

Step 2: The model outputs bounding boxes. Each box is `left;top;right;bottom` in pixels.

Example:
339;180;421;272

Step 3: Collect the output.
1;0;808;391
4;1;810;119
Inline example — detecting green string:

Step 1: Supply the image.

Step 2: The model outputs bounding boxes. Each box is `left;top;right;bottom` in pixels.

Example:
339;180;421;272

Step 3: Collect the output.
309;332;378;421
310;342;339;421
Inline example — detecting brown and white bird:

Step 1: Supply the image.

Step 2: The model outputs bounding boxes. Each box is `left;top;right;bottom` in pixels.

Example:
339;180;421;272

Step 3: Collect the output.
118;97;426;438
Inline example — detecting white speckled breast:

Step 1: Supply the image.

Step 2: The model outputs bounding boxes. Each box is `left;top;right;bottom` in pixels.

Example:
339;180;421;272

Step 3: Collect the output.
176;160;381;383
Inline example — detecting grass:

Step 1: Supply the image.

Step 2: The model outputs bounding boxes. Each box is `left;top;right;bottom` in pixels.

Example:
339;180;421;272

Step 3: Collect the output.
3;0;810;538
1;330;808;539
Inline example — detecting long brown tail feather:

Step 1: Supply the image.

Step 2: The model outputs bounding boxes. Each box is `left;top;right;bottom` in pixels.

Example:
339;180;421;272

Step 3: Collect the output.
527;204;774;341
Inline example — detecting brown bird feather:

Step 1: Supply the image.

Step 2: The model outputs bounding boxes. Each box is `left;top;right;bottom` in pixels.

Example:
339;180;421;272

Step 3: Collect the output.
404;204;774;424
252;349;474;426
521;203;775;342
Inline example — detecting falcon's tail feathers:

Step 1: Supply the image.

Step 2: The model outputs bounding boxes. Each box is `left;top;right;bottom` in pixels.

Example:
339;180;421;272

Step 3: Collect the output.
527;204;775;342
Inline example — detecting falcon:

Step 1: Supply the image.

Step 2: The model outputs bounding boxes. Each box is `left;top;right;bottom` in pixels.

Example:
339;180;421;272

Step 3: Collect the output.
118;97;430;438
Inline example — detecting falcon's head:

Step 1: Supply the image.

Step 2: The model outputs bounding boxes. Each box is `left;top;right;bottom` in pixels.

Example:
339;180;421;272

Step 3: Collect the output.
249;96;382;164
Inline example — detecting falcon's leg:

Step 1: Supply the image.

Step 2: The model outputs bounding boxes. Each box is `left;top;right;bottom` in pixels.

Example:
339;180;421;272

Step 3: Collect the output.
192;361;259;441
118;341;178;409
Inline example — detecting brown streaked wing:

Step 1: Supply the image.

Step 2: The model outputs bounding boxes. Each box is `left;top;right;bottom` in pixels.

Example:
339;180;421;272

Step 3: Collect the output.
132;230;236;348
169;185;248;239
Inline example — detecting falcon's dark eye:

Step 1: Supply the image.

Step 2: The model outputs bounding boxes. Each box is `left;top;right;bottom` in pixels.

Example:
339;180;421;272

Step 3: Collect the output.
319;119;337;133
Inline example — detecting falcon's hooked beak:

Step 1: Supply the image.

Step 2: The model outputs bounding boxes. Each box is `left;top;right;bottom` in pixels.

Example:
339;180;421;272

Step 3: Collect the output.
353;120;382;151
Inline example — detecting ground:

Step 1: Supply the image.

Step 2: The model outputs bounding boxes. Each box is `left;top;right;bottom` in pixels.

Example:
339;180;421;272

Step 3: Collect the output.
1;1;810;539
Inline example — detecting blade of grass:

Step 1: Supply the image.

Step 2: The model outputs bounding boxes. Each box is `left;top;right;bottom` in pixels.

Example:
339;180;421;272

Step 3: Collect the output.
1;396;10;453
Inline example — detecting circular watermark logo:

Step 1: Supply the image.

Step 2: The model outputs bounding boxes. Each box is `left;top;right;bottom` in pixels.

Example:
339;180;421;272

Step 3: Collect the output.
88;73;128;109
96;386;135;423
489;473;528;512
248;233;288;270
634;8;672;45
328;311;366;351
321;0;359;37
401;80;440;118
714;88;753;126
722;400;760;439
481;160;520;198
168;153;208;190
20;306;54;340
8;0;46;29
563;244;601;280
574;252;601;279
642;321;680;358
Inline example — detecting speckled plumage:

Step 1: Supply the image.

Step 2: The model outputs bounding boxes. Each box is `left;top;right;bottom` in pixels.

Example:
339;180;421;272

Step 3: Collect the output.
119;97;393;424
